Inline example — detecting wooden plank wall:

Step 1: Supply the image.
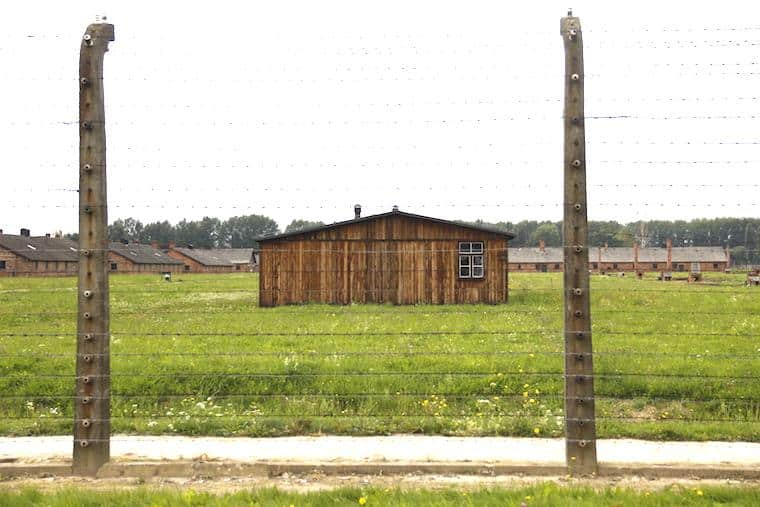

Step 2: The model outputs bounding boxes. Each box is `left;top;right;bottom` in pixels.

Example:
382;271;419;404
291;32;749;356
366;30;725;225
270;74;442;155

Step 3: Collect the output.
259;215;509;306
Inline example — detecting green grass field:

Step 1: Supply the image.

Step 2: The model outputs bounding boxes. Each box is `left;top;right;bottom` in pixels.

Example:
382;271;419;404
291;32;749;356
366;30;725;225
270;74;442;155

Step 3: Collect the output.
1;483;759;506
0;272;758;440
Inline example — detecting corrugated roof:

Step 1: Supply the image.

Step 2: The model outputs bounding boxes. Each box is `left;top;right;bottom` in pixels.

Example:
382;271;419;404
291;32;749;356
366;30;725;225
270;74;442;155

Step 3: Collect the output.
0;235;79;262
256;210;514;242
508;247;564;264
110;242;183;265
671;247;727;263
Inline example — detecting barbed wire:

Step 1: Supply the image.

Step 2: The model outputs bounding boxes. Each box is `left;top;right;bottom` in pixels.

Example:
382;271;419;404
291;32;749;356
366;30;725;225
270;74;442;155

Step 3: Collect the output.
5;371;759;380
0;351;756;360
2;394;757;403
4;203;760;211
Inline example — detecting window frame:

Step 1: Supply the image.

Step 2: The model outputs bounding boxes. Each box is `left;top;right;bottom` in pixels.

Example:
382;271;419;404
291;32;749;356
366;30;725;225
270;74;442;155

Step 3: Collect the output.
458;241;485;279
0;260;6;270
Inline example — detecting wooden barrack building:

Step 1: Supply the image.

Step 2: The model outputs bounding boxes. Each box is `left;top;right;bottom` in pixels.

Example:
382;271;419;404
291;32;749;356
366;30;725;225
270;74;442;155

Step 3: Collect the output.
257;207;514;306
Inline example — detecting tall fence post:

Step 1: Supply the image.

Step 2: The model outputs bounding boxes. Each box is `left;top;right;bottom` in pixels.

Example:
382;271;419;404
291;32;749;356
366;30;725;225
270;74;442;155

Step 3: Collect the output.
560;11;598;475
74;21;114;476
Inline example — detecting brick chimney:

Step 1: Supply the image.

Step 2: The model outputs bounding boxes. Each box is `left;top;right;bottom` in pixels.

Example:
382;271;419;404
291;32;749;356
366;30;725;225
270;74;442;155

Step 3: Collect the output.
633;241;639;271
538;239;545;253
666;238;673;271
20;228;30;237
597;246;602;271
151;240;159;249
168;240;176;250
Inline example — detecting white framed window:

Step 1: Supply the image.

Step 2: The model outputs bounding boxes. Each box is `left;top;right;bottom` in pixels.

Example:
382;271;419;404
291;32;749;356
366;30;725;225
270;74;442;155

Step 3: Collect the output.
459;242;485;279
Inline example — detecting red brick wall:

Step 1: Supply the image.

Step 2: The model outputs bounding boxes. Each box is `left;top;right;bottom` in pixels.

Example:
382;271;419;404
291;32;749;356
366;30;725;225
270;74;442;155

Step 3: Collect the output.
108;252;182;273
167;250;235;273
509;262;563;273
0;248;77;277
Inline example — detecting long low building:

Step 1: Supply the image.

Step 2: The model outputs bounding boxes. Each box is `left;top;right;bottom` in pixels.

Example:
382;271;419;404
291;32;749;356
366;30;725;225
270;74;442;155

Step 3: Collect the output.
0;230;79;276
510;240;729;274
167;245;258;273
0;230;182;276
108;241;184;273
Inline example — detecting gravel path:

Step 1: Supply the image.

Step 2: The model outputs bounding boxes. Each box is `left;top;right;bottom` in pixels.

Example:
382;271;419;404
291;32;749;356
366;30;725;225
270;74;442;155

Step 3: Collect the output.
3;435;759;466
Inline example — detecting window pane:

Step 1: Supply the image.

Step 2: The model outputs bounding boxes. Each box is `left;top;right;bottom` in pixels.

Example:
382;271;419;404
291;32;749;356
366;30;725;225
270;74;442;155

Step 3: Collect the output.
472;266;484;278
472;255;484;267
459;255;471;268
459;243;471;253
460;266;471;277
471;242;484;253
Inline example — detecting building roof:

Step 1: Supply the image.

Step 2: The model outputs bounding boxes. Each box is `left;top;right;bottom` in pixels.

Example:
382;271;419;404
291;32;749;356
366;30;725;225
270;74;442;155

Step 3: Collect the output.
256;210;515;242
172;247;251;267
671;246;727;263
109;242;183;265
215;248;256;264
0;235;79;262
508;247;564;264
507;246;727;265
637;247;668;263
599;247;635;263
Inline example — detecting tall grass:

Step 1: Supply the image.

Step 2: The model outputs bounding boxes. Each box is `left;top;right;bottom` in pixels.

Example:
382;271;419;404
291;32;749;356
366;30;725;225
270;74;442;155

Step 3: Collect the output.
0;272;758;440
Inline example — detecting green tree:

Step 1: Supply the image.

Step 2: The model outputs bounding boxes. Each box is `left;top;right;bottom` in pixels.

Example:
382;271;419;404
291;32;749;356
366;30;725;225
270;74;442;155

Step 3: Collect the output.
108;217;144;242
530;222;561;247
220;215;279;247
141;220;173;246
285;219;325;233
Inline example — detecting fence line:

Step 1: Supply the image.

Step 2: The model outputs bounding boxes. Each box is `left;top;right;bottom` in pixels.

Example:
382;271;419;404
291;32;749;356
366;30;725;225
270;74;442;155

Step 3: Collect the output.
2;13;760;479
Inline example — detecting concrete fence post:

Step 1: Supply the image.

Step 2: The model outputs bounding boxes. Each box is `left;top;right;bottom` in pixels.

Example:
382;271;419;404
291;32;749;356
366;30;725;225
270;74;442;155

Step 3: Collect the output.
560;12;598;476
74;21;114;476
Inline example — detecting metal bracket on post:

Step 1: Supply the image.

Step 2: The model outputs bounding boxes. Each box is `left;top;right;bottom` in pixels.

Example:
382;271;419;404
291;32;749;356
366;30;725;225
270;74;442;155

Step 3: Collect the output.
560;13;598;476
74;21;114;477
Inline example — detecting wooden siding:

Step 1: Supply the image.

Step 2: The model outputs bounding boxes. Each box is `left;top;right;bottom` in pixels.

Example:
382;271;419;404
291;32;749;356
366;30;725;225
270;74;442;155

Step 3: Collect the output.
259;215;509;306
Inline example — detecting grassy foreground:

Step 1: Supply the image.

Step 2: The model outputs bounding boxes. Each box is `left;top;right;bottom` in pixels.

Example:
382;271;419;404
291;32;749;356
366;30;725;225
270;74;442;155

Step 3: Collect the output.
0;272;758;440
1;484;759;506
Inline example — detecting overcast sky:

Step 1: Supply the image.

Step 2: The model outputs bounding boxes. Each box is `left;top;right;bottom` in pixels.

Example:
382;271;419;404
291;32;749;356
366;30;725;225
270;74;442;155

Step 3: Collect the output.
1;0;759;235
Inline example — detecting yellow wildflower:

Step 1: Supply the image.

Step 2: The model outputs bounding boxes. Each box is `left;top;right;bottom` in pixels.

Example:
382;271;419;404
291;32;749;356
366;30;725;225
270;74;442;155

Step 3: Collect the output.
358;497;368;505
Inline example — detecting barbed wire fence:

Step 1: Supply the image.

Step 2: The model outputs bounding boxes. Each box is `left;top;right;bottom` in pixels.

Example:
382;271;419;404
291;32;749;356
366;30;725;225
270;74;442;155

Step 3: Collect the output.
0;13;759;478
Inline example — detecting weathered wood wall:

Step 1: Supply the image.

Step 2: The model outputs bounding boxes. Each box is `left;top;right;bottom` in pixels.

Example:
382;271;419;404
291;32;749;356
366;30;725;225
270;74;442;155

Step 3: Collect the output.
259;215;509;306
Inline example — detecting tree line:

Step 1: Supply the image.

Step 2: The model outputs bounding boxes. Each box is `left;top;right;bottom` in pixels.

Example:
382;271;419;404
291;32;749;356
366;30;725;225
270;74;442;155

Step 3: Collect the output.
64;215;324;249
65;216;760;264
476;218;760;265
